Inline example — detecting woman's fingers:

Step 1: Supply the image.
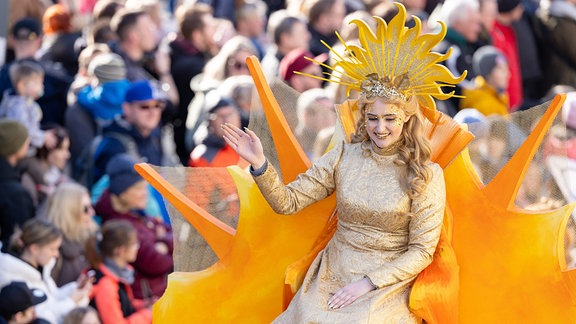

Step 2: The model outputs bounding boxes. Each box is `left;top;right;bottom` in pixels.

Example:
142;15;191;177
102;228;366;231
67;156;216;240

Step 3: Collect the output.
222;122;244;137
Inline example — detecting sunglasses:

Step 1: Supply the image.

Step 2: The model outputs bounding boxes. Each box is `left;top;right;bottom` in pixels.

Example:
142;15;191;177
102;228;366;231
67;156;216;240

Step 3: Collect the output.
228;59;248;70
136;103;165;110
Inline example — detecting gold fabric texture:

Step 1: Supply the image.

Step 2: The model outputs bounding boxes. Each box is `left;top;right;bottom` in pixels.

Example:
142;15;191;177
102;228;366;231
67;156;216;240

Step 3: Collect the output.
253;142;446;323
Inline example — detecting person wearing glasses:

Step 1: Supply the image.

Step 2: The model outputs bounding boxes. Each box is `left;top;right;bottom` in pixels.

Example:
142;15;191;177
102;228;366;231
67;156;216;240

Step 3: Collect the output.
44;182;99;287
92;80;166;185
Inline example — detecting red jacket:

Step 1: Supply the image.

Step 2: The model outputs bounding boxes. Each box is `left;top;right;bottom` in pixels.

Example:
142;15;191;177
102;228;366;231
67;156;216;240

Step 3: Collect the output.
95;191;174;299
188;134;248;167
90;264;152;324
491;22;523;111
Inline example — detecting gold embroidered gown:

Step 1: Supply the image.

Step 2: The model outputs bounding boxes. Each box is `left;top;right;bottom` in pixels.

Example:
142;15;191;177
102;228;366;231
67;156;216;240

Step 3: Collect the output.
253;142;446;323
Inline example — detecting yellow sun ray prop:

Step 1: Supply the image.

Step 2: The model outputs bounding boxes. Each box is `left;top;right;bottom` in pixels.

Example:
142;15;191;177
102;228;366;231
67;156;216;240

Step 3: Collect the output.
297;3;465;109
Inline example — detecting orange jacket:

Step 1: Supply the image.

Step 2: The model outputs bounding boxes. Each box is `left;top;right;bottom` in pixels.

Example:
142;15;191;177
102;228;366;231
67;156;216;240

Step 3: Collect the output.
90;264;152;324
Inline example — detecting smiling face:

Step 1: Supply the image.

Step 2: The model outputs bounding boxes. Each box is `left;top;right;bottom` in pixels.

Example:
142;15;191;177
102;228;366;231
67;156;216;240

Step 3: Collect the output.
365;99;407;149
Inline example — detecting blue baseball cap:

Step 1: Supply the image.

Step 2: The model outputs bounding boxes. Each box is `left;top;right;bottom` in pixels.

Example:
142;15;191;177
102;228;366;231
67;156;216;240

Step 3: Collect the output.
125;80;159;103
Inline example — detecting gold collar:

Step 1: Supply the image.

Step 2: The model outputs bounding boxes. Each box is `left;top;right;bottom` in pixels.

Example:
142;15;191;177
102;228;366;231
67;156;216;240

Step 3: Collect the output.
364;139;403;156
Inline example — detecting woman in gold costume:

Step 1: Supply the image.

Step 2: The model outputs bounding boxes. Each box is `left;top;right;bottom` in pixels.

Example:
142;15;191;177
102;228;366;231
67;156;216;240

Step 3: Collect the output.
222;3;462;322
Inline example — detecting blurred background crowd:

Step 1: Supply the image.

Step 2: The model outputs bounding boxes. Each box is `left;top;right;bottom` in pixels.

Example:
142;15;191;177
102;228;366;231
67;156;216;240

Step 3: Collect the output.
0;0;575;322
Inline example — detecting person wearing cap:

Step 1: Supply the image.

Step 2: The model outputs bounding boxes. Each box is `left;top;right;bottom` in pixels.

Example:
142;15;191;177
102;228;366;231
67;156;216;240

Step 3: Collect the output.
5;17;44;66
0;281;48;324
460;45;511;116
93;80;166;185
0;17;72;126
0;119;35;253
189;97;246;167
279;49;326;93
67;52;130;170
94;154;173;299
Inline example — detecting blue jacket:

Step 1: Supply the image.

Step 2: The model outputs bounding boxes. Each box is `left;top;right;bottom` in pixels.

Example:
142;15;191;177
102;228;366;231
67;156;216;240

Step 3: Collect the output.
77;80;131;122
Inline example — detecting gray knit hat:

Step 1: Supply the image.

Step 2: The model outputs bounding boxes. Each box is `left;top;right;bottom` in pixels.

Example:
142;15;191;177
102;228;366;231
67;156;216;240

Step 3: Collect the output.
88;53;126;84
472;46;507;78
0;119;29;157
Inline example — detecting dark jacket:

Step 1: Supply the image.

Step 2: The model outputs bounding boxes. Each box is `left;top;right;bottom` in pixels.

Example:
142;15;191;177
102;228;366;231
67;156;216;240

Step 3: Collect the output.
308;26;338;56
434;28;479;116
40;31;83;77
169;37;209;164
94;191;173;299
0;157;35;252
536;5;576;93
94;117;163;183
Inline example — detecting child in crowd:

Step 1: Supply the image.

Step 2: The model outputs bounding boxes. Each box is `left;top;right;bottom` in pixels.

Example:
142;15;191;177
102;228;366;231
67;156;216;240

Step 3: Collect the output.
0;61;56;151
94;154;173;300
85;220;152;324
0;218;92;323
0;281;48;324
460;45;511;116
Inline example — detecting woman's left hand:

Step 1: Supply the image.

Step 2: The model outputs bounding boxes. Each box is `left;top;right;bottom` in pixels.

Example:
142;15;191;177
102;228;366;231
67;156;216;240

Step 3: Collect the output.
328;278;375;309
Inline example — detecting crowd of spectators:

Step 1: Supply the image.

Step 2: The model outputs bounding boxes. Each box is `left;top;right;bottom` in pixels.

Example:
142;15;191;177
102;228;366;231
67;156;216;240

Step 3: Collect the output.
1;0;575;322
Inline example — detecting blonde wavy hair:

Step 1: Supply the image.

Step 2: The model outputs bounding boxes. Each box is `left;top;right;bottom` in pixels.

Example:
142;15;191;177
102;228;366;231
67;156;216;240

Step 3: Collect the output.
350;94;432;198
45;183;99;243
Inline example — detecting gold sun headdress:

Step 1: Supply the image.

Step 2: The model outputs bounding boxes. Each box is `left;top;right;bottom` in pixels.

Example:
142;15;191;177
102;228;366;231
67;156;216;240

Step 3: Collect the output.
299;3;466;110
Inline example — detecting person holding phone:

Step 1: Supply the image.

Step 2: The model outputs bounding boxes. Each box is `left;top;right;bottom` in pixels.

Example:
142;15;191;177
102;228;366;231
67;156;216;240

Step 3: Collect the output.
0;218;92;323
85;220;152;324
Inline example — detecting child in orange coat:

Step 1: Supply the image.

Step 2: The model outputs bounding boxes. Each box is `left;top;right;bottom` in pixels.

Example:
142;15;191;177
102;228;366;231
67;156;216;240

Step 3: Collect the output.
85;220;152;324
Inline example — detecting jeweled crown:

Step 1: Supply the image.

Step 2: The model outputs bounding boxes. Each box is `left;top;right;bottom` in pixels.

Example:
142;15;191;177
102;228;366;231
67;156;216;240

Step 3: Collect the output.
297;3;466;110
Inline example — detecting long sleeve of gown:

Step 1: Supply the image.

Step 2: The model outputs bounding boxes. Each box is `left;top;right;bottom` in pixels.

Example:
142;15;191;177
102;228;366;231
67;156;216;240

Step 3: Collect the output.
252;143;344;215
367;163;445;288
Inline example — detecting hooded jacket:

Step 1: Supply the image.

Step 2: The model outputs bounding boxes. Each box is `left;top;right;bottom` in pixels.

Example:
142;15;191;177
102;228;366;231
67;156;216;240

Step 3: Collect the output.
76;80;131;122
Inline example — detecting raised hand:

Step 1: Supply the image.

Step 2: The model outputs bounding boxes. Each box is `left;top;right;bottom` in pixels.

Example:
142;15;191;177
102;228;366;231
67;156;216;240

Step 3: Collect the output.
222;123;266;169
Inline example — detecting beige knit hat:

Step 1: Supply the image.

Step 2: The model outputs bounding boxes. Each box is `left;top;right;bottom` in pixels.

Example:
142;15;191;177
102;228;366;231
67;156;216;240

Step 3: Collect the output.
0;119;29;157
88;53;127;84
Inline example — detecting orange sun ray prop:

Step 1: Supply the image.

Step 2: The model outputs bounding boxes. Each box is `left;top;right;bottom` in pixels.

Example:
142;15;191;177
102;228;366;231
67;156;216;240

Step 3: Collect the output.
135;57;576;322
